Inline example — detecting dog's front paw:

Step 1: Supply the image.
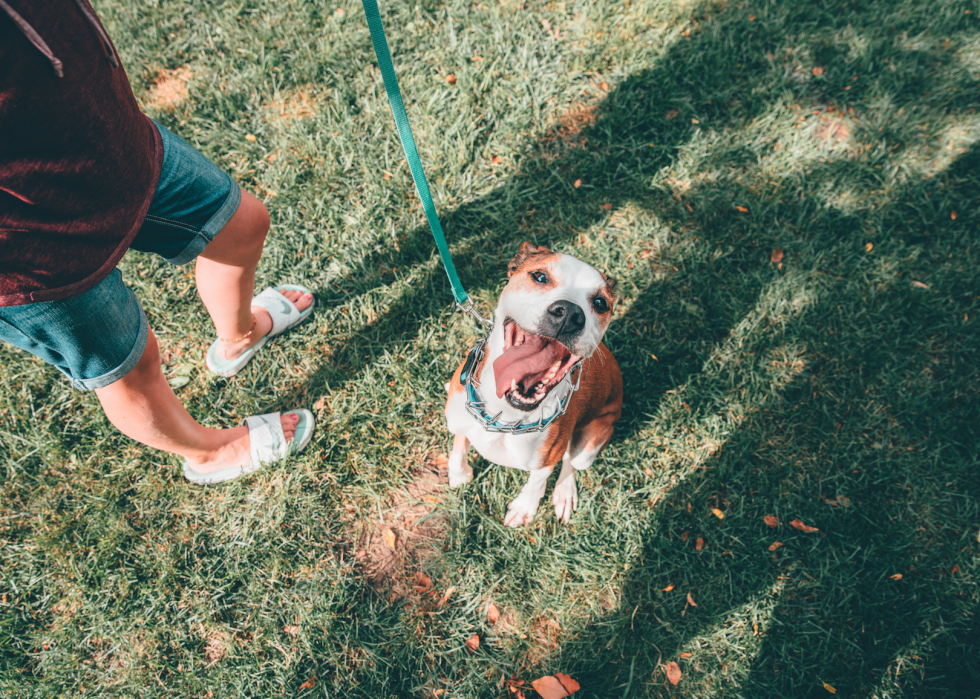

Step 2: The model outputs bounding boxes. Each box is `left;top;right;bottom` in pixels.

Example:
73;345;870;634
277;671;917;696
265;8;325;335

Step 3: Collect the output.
447;452;473;488
553;474;578;524
504;493;541;527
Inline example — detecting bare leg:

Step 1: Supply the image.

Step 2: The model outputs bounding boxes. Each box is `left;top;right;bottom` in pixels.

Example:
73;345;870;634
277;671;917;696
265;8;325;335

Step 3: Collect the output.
95;329;298;473
447;434;473;487
195;191;312;360
504;466;554;528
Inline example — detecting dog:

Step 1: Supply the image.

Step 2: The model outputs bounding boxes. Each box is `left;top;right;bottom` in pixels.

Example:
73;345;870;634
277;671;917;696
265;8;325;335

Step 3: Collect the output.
443;242;623;527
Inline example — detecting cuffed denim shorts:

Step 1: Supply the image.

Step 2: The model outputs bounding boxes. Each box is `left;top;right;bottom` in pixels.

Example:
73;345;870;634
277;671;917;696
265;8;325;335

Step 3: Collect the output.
0;120;242;390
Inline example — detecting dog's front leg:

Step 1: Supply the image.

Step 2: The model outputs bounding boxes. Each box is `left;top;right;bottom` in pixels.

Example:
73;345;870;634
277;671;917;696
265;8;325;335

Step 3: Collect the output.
504;466;553;527
552;459;578;524
447;434;474;487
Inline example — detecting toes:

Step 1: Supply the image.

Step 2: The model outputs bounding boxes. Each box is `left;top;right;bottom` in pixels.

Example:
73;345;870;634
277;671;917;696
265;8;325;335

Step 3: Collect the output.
281;413;299;442
279;288;313;312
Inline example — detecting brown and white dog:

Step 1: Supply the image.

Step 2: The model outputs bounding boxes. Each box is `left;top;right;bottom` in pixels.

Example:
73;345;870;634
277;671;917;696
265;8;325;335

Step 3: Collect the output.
444;242;623;527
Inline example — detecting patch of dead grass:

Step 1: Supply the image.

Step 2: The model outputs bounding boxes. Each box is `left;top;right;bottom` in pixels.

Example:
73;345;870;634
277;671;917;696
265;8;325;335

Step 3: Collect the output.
263;87;318;124
356;453;448;600
145;66;192;111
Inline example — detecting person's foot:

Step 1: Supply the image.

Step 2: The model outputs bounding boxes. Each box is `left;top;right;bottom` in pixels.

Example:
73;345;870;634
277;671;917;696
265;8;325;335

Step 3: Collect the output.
221;289;313;361
186;413;299;475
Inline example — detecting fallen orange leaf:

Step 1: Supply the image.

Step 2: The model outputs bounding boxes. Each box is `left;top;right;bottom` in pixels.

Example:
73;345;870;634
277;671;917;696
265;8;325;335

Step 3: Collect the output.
465;633;480;653
736;205;749;213
769;541;783;551
487;602;500;624
695;537;704;551
666;109;679;119
602;203;613;210
284;625;300;635
245;133;257;142
711;508;725;519
574;179;582;188
299;677;316;690
912;280;929;289
446;74;457;84
790;519;819;533
492;156;502;164
663;584;675;592
438;586;457;606
666;661;682;685
764;515;779;528
813;67;824;75
770;247;784;263
687;592;697;607
822;681;837;693
681;530;689;542
890;573;903;580
680;652;692;658
532;673;580;699
384;529;397;548
865;242;873;252
951;211;957;220
415;572;433;591
952;565;959;574
600;81;610;91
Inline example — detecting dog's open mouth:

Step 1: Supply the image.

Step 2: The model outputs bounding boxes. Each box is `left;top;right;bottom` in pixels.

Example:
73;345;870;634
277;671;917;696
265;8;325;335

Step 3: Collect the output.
493;321;582;411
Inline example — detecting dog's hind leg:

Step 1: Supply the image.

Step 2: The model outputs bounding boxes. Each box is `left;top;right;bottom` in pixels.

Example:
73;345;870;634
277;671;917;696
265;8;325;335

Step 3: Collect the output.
447;434;474;487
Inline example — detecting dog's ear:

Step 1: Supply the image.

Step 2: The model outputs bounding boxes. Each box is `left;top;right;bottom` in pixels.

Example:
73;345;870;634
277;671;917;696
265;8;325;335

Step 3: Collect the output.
601;272;617;297
507;241;551;277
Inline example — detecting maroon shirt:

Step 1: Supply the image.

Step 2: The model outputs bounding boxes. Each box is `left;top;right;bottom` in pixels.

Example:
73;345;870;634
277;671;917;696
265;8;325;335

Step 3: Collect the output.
0;0;162;306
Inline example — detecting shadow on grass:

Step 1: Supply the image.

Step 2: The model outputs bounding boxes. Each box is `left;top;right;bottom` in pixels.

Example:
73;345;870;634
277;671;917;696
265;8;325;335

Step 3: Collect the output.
272;0;980;696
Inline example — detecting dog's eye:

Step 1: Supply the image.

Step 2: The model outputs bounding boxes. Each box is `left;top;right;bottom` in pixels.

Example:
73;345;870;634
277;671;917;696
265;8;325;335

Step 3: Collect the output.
592;296;610;314
530;271;549;284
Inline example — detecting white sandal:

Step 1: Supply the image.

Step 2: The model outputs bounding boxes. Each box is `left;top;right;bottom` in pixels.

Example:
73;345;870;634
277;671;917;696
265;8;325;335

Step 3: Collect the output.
182;409;315;484
206;284;315;377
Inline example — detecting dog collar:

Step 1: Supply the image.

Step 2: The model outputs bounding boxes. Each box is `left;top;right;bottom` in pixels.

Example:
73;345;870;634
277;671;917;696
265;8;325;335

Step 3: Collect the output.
460;336;583;435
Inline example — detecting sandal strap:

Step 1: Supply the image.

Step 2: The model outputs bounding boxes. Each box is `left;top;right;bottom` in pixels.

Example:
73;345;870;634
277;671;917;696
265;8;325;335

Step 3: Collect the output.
242;412;290;467
252;287;301;337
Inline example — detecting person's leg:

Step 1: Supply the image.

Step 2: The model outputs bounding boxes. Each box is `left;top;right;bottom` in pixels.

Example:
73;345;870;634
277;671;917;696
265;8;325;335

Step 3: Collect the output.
194;191;312;361
94;326;300;473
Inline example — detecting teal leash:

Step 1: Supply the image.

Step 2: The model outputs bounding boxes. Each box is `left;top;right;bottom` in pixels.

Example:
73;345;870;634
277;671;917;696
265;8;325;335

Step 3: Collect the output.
360;0;491;328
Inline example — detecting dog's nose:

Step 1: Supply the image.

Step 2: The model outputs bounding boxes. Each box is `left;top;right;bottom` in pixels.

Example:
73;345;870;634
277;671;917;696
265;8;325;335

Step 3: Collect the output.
545;300;585;337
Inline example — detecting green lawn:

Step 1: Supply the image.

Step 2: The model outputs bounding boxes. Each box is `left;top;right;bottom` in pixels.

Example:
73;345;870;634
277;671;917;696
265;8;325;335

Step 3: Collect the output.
2;0;980;696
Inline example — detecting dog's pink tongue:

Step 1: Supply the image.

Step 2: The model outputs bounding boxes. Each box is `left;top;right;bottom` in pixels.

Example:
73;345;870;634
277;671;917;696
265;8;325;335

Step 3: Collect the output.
493;334;564;398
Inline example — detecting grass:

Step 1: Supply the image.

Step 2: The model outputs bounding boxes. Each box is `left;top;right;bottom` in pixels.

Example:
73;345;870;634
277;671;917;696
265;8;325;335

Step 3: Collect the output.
2;0;980;696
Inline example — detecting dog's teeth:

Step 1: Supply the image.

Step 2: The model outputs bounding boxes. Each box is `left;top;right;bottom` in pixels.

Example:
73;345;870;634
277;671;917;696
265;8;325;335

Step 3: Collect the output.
511;379;517;393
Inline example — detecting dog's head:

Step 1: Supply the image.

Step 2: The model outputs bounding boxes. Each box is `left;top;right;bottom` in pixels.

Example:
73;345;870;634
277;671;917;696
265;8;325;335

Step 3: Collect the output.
491;242;617;411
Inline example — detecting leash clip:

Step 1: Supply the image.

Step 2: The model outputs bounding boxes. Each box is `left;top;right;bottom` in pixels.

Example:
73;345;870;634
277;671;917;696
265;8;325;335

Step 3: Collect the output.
456;300;494;330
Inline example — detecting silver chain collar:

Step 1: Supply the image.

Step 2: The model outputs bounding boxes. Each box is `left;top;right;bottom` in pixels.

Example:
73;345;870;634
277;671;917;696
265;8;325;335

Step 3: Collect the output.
461;334;583;435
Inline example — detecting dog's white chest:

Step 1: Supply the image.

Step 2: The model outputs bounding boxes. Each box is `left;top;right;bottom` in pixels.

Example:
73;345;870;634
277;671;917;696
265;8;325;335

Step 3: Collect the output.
445;391;548;472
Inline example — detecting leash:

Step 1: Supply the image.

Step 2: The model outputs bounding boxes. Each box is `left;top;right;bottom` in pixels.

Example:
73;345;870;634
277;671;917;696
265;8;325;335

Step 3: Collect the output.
360;0;491;328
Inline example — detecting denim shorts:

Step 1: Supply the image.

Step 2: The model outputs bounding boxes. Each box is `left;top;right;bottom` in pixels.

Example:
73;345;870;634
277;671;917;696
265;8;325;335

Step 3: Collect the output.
0;121;241;390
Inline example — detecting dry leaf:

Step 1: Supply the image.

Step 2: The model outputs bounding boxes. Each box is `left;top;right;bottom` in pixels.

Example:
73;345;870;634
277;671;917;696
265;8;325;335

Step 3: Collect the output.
748;14;756;21
681;530;689;542
602;203;613;210
465;634;480;653
822;681;837;694
663;584;675;592
438;586;457;606
650;353;658;361
695;537;704;551
790;519;819;533
487;602;500;624
532;673;580;699
644;467;653;476
446;74;457;84
574;179;582;188
813;67;824;76
415;572;433;591
952;565;959;574
600;81;610;91
666;109;679;119
912;280;929;289
764;515;779;528
666;661;682;685
245;134;257;142
492;156;502;164
951;211;957;220
768;541;784;551
711;508;725;519
736;205;750;213
890;573;903;580
770;247;784;263
865;242;873;252
384;529;397;548
298;677;316;690
687;592;697;607
284;625;300;635
680;652;692;658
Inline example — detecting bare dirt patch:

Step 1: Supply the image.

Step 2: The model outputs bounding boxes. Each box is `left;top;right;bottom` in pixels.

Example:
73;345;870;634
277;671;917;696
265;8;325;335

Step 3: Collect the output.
356;454;448;600
145;66;192;111
263;88;318;124
538;102;599;160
